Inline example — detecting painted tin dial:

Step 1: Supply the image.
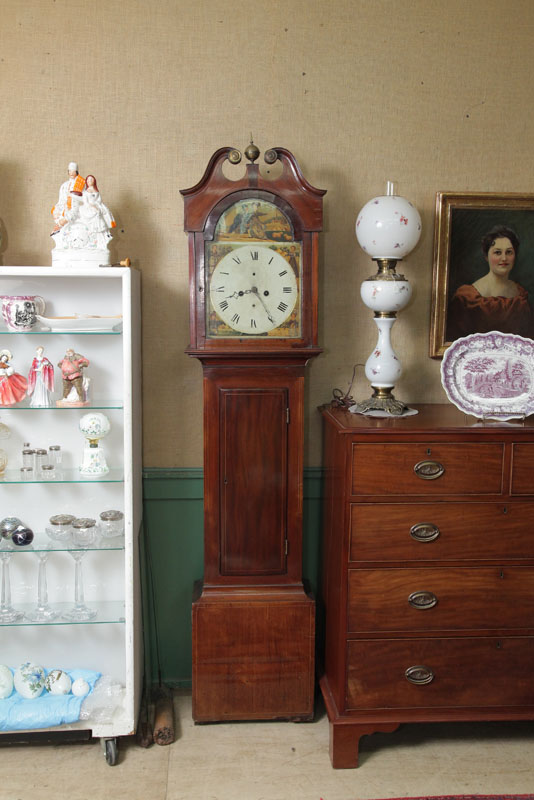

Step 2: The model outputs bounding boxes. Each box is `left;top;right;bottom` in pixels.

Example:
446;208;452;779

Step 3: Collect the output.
209;245;298;335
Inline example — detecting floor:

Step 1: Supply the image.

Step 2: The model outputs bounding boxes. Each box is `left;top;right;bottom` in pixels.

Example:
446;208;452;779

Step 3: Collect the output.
1;690;534;800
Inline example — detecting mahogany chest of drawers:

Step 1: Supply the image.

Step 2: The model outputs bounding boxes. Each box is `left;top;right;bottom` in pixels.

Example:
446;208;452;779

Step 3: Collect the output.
320;403;534;768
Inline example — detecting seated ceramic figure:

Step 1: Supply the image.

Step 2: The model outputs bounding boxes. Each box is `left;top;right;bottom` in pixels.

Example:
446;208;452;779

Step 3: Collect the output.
51;164;116;267
79;175;116;250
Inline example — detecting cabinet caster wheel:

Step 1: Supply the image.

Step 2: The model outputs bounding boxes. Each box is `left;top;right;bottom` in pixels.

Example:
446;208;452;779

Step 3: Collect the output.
103;737;118;766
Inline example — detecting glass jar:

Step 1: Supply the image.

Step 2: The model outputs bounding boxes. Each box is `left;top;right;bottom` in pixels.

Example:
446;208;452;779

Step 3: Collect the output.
0;449;7;477
99;509;124;538
72;517;97;546
48;445;62;466
41;464;56;481
46;514;75;542
22;448;34;468
34;448;48;475
19;466;34;481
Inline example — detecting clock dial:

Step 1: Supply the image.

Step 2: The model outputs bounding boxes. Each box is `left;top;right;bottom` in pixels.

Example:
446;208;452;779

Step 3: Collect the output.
208;245;299;336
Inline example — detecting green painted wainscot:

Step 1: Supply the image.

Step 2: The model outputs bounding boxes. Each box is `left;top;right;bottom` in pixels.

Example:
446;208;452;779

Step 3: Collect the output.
141;467;324;688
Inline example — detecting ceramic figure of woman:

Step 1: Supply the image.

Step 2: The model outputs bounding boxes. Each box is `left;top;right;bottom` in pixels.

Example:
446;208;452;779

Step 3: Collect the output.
80;175;116;249
27;346;54;408
447;226;533;341
0;350;28;406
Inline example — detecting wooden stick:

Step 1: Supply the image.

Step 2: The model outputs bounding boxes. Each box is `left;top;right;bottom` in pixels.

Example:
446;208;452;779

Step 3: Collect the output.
153;686;174;746
136;686;154;748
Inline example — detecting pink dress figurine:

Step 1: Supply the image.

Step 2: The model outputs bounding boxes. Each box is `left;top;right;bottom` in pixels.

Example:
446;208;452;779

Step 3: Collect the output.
27;346;55;407
0;349;28;406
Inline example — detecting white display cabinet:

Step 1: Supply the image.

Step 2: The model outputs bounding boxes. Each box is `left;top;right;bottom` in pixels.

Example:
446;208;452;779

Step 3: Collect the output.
0;267;142;765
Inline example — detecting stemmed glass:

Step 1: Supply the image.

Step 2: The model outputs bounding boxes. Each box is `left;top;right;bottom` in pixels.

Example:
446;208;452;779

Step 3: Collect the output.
25;551;59;622
62;519;97;621
62;549;97;621
0;544;23;623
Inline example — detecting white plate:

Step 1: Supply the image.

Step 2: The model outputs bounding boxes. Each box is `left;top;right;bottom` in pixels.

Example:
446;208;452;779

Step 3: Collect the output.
36;314;122;332
441;331;534;420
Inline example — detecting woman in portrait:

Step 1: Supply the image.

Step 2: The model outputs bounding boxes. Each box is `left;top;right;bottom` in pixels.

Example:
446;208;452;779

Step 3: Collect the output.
447;225;533;341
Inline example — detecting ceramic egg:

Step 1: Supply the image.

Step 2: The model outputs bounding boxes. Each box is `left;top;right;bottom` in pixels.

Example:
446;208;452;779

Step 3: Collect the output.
45;669;72;695
0;664;14;698
72;677;90;697
14;662;45;699
11;527;34;547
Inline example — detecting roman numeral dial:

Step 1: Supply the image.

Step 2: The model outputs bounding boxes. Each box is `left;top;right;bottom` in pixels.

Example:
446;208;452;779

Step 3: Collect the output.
209;245;299;336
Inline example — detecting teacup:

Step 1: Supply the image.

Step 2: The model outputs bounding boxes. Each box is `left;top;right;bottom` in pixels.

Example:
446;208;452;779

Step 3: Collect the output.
1;295;46;331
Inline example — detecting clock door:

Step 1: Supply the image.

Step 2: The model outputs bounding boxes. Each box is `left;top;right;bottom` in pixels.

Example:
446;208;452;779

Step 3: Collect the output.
220;387;288;576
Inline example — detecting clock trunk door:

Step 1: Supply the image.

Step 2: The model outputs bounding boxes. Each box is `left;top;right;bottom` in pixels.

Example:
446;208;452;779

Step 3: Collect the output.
220;387;288;576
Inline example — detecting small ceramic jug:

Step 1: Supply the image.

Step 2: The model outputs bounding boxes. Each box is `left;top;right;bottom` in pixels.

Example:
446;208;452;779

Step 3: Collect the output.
1;295;45;331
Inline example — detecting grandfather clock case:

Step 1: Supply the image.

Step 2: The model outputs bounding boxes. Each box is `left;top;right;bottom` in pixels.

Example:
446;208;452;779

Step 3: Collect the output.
182;144;325;721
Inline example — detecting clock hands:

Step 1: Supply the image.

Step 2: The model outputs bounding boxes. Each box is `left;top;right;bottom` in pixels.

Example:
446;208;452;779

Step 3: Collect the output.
224;286;275;323
250;287;276;323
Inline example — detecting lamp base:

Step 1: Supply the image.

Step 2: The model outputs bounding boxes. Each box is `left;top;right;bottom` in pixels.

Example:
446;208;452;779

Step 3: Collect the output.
351;387;409;416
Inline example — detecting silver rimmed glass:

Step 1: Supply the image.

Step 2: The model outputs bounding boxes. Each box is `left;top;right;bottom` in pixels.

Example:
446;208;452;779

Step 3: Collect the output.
62;519;97;622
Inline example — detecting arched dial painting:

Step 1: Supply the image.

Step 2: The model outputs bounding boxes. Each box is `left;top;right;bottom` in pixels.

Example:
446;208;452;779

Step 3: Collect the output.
206;199;301;338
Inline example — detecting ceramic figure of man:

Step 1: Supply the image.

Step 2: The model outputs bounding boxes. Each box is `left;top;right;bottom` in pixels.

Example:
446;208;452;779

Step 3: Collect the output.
58;348;89;403
51;162;86;235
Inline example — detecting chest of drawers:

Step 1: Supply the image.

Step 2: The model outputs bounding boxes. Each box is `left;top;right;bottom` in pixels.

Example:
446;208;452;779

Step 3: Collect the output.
320;403;534;768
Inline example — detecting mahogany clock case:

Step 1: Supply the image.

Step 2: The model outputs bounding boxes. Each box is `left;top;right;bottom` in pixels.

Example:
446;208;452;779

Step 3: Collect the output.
182;145;325;723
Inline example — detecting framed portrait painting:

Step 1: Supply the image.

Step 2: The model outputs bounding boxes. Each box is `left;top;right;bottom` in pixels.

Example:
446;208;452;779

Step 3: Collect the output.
429;192;534;358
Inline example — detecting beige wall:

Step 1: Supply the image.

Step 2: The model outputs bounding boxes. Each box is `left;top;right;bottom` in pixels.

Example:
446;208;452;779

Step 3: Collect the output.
2;0;533;466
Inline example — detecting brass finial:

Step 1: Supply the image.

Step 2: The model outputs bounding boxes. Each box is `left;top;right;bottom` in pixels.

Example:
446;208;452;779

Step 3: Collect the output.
244;137;260;163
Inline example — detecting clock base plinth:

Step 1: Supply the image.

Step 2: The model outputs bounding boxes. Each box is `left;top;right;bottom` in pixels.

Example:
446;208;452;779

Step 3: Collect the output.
192;583;315;722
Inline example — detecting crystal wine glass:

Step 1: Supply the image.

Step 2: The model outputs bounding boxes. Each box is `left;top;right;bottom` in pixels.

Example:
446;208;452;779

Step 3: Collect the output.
62;549;97;622
0;545;23;623
25;551;60;622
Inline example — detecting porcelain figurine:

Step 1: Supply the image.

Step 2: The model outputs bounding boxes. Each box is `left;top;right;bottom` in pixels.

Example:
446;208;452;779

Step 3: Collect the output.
27;346;54;408
56;348;90;407
51;163;115;267
0;349;28;406
79;175;115;249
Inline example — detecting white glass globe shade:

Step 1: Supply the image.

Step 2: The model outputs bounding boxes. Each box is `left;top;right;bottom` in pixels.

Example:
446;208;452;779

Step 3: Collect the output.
79;412;111;440
356;194;422;259
360;278;412;314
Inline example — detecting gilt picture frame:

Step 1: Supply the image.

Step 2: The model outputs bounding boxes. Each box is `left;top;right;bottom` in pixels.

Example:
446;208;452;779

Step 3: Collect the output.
429;192;534;358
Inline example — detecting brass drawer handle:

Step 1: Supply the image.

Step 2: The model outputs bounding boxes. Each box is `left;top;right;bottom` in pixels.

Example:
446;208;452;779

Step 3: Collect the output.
410;522;440;543
408;590;438;609
405;665;434;685
414;460;445;480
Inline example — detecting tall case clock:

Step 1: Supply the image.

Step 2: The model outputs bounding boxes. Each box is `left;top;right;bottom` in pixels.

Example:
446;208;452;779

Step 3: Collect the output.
182;142;325;721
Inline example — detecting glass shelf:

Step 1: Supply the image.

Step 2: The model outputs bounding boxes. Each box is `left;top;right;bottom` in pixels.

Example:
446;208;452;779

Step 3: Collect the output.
1;534;125;553
1;467;124;484
4;399;124;410
0;329;122;336
0;601;125;626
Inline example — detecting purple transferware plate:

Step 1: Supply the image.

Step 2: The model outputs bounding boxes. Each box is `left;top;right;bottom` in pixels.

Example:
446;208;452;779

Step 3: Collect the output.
441;331;534;420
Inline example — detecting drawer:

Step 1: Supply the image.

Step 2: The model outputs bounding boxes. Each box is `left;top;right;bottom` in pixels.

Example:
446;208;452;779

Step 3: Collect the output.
511;444;534;495
351;443;504;496
348;567;534;632
350;502;534;562
346;637;534;710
